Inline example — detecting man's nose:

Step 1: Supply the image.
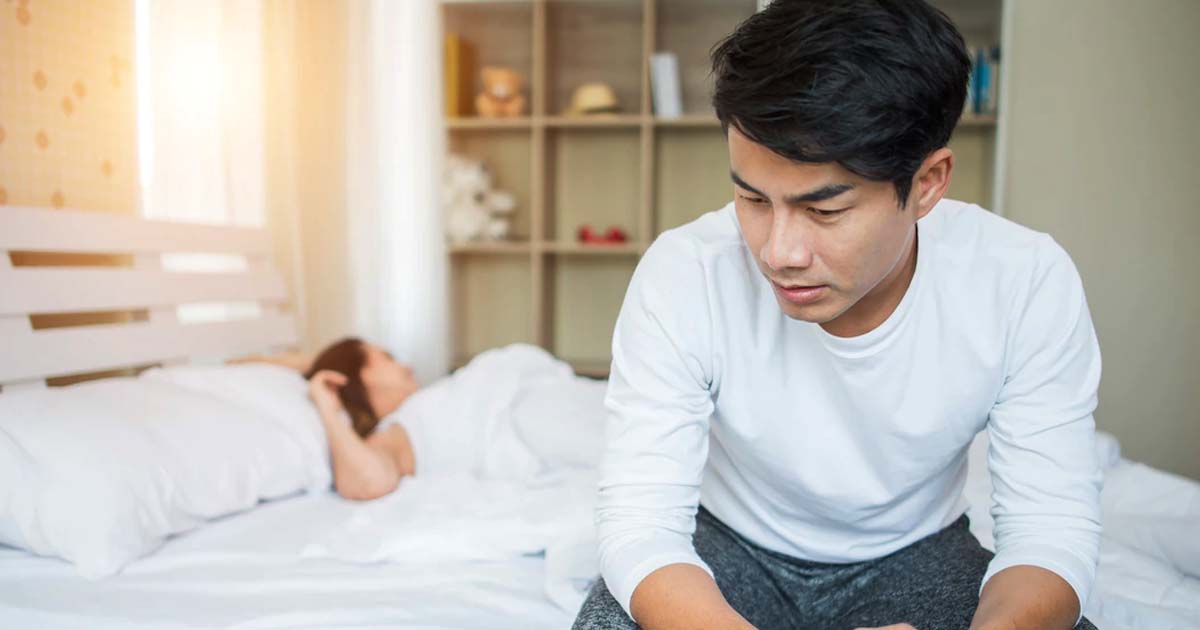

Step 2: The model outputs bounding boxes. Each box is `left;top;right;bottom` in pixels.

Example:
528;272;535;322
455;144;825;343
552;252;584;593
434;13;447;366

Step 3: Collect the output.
761;209;814;272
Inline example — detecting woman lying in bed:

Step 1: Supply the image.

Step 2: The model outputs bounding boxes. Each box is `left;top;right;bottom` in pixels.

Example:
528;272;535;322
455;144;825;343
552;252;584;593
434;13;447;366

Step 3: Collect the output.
283;339;605;501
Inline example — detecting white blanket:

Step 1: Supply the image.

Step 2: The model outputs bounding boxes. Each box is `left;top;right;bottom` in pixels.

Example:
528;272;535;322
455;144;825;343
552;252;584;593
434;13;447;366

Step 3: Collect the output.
379;343;606;481
299;471;599;613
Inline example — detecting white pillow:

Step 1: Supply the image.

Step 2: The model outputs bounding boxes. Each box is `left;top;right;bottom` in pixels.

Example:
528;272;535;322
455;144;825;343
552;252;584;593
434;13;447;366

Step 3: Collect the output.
139;363;329;479
0;366;330;578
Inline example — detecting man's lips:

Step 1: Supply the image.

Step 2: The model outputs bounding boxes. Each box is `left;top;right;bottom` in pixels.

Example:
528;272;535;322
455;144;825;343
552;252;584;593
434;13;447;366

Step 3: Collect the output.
773;281;819;290
771;281;829;305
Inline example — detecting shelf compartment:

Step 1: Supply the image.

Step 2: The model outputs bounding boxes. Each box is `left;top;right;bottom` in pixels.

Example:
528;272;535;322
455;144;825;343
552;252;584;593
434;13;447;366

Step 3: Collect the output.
443;1;534;117
448;130;534;241
546;0;645;116
545;127;643;243
450;254;535;360
933;0;1002;45
545;255;636;372
653;126;731;233
946;125;996;208
654;0;757;117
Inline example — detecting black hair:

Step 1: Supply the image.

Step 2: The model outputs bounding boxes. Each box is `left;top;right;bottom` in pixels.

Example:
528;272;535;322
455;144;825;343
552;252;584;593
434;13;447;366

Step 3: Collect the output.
711;0;971;206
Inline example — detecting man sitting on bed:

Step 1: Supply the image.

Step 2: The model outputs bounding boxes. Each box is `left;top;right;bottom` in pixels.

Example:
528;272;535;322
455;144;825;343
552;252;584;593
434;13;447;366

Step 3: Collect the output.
572;1;1101;629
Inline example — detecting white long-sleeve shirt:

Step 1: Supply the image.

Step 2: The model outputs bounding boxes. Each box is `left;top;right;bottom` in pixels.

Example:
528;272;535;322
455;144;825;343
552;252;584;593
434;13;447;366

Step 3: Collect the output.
596;198;1103;619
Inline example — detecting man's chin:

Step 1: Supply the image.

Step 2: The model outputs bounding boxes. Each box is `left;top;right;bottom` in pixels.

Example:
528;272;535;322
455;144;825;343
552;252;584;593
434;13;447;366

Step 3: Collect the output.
775;297;838;323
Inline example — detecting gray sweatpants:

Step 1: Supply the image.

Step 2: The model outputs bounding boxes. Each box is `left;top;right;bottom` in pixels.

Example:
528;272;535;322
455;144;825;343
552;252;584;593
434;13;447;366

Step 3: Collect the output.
573;506;1098;630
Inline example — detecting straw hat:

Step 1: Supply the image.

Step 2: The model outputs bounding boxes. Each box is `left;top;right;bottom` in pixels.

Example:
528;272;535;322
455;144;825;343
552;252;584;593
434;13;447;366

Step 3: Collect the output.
565;82;620;115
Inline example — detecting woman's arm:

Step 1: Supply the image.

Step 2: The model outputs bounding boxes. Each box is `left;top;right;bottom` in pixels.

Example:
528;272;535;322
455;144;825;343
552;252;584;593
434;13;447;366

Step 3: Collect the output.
309;370;413;500
228;350;315;373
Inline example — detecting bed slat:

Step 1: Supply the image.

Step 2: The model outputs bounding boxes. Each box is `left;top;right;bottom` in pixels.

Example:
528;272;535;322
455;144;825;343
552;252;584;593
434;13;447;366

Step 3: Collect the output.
0;268;287;316
0;206;271;255
0;314;298;383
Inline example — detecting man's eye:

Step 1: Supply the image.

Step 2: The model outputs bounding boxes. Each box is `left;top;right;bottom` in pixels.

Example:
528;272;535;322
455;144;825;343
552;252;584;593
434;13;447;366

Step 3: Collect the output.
739;195;768;205
810;208;846;217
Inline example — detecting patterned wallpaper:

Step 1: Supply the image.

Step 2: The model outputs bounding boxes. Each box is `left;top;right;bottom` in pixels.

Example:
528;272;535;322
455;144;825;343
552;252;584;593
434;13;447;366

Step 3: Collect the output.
0;0;137;214
2;1;140;385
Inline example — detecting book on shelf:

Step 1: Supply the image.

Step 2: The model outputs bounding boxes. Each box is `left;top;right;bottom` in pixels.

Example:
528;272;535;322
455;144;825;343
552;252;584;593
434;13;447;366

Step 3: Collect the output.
985;46;1001;115
444;33;476;118
649;51;683;118
967;45;1001;117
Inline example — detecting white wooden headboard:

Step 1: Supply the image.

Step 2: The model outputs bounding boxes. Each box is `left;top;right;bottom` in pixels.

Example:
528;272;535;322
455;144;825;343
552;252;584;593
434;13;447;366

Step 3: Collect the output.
0;206;298;390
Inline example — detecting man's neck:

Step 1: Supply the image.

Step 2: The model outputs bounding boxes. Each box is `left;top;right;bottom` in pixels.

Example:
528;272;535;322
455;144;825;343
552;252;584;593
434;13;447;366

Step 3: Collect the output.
820;226;919;338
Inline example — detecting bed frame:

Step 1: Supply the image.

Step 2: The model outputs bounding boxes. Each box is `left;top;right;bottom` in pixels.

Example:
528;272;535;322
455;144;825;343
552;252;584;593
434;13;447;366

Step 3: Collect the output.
0;206;298;391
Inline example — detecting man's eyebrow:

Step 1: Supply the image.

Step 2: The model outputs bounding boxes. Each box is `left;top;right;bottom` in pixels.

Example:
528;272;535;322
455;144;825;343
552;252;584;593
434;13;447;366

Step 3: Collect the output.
730;170;855;204
730;171;768;198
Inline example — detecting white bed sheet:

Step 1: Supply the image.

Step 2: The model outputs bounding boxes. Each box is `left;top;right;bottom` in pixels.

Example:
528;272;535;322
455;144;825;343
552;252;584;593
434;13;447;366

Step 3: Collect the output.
1081;461;1200;630
0;484;576;630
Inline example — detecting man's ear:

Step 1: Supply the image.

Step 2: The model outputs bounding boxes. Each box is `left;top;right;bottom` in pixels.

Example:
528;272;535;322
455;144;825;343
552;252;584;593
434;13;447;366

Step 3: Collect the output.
910;147;954;219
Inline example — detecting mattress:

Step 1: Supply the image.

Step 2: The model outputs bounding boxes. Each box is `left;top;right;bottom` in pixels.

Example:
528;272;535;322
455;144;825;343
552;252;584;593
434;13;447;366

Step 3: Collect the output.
1;436;1197;630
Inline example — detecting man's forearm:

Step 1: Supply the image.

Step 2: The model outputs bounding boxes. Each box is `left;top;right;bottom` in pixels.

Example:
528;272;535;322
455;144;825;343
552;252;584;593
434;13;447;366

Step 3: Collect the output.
629;563;755;630
971;565;1080;630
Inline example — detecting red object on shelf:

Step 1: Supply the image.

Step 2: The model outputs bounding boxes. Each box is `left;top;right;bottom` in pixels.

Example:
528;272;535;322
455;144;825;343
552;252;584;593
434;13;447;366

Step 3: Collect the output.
577;224;629;245
604;226;627;243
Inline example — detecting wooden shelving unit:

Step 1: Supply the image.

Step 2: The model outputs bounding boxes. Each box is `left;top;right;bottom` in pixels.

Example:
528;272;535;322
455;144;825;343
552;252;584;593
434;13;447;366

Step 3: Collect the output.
443;0;1004;377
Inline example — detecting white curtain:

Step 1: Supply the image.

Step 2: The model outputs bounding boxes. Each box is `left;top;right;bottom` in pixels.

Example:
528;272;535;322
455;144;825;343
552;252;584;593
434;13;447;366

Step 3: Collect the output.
135;0;267;325
136;0;448;374
136;0;265;228
345;0;449;383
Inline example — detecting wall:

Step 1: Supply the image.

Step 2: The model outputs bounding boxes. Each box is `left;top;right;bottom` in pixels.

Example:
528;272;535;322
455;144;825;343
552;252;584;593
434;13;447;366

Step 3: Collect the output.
0;0;137;213
1004;0;1200;479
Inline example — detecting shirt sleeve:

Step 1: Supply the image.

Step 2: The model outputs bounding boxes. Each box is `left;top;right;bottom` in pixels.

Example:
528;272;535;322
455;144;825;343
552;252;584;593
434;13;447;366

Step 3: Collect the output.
983;235;1103;621
595;232;717;618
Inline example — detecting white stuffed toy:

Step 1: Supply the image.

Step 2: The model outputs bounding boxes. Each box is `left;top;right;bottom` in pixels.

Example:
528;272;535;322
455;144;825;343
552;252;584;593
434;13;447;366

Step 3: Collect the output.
443;154;516;243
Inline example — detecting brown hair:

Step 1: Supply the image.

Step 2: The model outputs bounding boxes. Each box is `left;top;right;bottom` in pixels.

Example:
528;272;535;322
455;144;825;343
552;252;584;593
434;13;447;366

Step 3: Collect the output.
303;337;380;437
